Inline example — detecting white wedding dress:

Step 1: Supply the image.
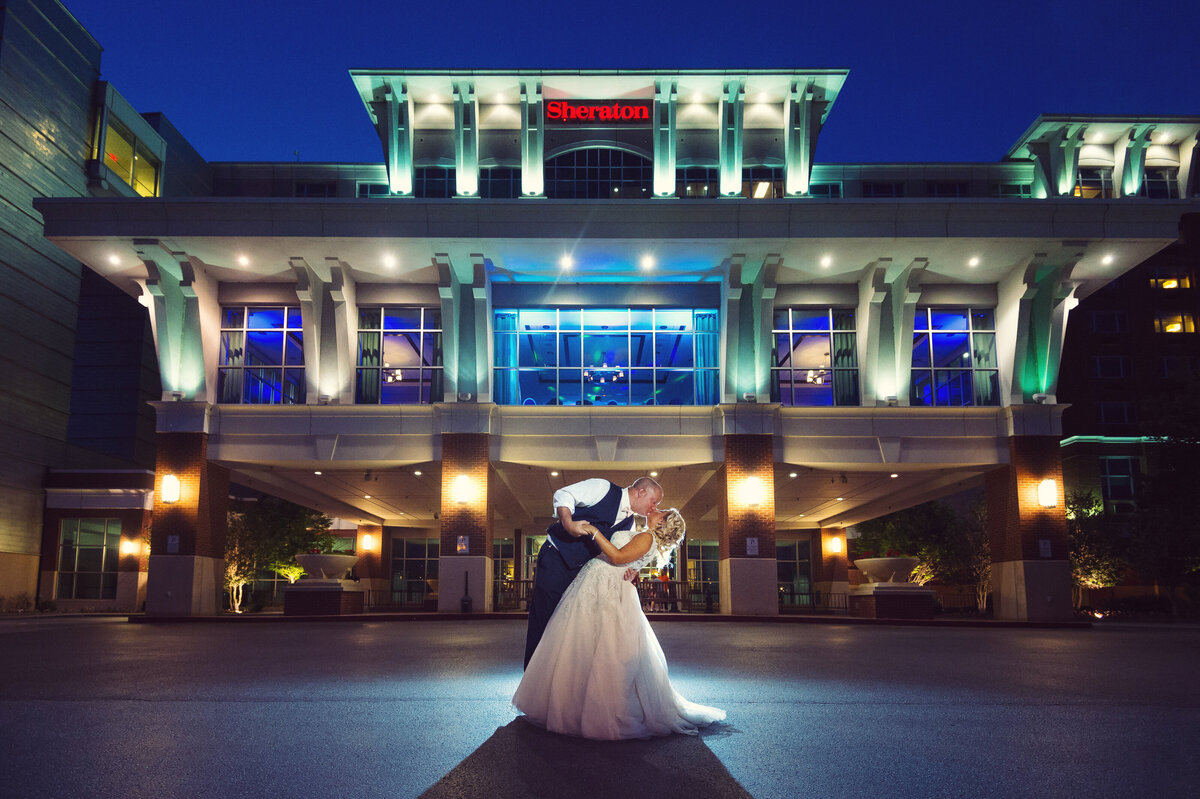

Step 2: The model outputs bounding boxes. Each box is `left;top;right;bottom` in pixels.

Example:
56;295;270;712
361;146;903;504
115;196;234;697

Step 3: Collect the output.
513;529;726;740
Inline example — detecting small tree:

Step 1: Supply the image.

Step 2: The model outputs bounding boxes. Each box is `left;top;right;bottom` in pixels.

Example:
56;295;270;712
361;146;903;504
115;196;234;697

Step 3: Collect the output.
224;496;334;610
1065;490;1124;609
960;495;991;612
854;501;963;584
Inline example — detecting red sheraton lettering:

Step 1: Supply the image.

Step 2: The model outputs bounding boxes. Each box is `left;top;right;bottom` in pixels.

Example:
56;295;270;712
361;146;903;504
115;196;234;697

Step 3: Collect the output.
545;100;651;124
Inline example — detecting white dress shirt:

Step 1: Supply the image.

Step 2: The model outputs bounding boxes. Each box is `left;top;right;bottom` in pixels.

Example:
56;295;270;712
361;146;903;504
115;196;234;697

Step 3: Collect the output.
552;478;632;527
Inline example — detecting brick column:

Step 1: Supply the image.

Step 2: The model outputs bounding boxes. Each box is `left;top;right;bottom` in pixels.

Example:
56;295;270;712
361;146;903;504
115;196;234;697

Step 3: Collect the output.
813;528;849;606
986;435;1073;621
719;434;777;615
438;433;493;612
146;431;229;616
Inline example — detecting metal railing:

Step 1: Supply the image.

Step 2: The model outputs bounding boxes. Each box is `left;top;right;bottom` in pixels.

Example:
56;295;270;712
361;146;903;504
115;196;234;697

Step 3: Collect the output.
493;579;721;613
366;589;437;612
778;587;848;613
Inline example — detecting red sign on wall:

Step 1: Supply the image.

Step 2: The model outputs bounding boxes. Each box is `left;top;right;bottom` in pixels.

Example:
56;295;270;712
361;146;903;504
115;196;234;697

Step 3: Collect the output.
545;99;653;125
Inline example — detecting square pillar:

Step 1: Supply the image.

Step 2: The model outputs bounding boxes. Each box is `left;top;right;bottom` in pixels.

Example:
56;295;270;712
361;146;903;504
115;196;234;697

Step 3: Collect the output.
438;433;493;612
146;431;229;616
720;434;777;615
987;435;1073;621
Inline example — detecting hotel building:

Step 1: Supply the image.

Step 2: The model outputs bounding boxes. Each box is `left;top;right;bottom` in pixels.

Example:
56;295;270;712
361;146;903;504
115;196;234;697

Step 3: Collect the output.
4;0;1198;620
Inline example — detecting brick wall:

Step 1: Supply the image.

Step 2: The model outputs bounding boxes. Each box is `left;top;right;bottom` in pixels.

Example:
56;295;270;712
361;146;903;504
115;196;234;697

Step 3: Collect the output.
356;524;385;580
151;432;229;560
814;528;849;583
439;433;492;557
987;435;1068;562
721;434;775;559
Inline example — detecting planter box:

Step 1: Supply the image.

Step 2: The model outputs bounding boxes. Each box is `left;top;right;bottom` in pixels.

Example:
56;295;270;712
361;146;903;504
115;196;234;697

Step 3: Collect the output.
849;583;935;620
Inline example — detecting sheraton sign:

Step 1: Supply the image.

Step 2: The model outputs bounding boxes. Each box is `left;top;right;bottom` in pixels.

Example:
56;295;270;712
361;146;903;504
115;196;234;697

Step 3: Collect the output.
545;99;652;125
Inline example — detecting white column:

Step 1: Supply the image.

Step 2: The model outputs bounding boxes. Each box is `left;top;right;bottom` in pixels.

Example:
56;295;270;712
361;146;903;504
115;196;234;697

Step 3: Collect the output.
520;79;544;197
718;79;744;197
376;80;414;196
1115;124;1153;198
652;79;677;197
784;78;815;196
454;80;479;197
136;243;217;403
1176;131;1198;200
327;263;358;405
289;258;322;404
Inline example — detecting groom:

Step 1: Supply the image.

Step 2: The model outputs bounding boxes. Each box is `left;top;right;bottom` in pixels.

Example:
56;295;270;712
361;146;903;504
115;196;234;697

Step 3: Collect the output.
523;475;663;668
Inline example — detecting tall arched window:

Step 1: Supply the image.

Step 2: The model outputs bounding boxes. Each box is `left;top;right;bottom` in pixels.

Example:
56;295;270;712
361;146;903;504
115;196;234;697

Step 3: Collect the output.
544;148;652;199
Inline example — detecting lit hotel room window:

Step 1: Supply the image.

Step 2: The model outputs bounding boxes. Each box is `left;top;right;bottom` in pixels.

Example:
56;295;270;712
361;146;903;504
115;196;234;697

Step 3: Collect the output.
103;119;160;197
910;308;999;407
356;308;442;404
1149;268;1191;289
218;306;305;404
1073;168;1113;198
1153;313;1196;334
771;308;859;406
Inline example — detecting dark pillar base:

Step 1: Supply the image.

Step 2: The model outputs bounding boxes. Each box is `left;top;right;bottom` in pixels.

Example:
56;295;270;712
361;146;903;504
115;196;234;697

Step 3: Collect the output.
849;584;935;619
284;583;365;616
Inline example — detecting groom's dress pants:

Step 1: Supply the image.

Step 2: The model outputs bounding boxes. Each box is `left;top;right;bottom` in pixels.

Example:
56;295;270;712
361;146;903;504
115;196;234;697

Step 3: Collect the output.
524;540;580;669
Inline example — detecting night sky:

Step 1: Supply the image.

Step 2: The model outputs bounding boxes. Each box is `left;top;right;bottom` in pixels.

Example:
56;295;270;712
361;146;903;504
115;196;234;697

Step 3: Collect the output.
65;0;1200;166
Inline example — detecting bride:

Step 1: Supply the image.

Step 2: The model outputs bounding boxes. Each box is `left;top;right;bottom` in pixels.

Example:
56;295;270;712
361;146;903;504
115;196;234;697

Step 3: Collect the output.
513;508;725;740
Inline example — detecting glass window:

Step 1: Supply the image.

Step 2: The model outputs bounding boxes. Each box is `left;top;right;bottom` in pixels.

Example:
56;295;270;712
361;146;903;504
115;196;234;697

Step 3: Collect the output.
357;182;392;198
991;183;1033;198
676;167;718;198
492;538;517;609
686;539;720;609
1074;168;1113;199
102;119;159;197
808;182;842;198
927;181;968;198
545;148;652;199
219;306;304;404
294;181;336;197
771;308;859;406
1149;266;1191;290
1154;313;1196;334
862;181;904;198
414;167;456;198
1140;168;1179;199
479;167;520;199
910;308;999;406
493;307;718;406
1093;356;1131;379
777;538;813;608
1097;401;1132;425
1090;310;1128;334
742;167;783;199
1101;457;1137;504
390;537;440;607
356;308;442;404
57;518;121;600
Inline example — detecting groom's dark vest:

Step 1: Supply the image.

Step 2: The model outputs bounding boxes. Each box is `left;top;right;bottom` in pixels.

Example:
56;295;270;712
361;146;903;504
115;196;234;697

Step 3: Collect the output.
546;481;636;570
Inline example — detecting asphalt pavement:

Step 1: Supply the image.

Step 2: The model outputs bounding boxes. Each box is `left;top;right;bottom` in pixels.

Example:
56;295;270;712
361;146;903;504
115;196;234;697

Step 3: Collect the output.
0;616;1196;798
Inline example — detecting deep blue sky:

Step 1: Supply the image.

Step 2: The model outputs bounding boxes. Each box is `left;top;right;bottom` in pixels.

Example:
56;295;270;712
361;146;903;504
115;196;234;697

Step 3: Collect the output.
65;0;1200;165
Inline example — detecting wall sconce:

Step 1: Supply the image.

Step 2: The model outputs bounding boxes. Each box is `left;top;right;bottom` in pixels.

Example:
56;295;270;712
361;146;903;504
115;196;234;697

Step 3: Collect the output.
161;474;180;504
739;476;765;507
120;539;141;557
1038;479;1058;508
827;536;844;555
452;474;475;504
360;533;377;552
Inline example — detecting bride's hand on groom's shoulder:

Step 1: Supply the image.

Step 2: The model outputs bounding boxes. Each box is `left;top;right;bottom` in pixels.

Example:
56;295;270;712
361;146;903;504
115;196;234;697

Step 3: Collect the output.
623;568;638;583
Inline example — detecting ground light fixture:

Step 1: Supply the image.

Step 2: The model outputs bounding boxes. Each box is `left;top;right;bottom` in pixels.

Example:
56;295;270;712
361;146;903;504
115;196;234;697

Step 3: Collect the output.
160;474;180;503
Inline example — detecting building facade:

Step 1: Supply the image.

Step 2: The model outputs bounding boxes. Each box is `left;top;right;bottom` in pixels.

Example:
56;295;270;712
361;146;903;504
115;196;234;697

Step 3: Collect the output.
5;5;1199;619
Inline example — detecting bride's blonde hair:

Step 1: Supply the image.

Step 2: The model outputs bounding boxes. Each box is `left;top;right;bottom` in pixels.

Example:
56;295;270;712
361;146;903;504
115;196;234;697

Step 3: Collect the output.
648;508;686;570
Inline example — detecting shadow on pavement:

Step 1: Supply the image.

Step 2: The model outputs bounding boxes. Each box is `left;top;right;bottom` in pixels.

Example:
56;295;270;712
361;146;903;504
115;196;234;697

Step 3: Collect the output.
421;718;751;798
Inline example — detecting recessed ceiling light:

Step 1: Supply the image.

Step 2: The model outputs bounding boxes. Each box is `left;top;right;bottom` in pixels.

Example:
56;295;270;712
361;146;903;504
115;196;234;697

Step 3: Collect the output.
107;254;120;265
649;471;658;477
364;495;371;499
968;256;980;267
1102;254;1114;265
413;470;422;476
383;254;397;268
820;255;832;268
640;254;655;270
550;471;559;477
836;497;844;501
237;255;249;266
314;471;322;476
798;513;805;517
789;472;798;478
559;254;573;269
890;473;899;478
692;92;703;103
